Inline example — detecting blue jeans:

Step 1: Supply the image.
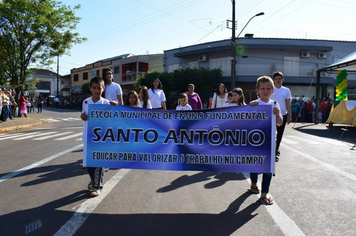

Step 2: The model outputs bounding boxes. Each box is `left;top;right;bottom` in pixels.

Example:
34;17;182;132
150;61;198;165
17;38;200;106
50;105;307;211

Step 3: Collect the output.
250;173;272;194
1;104;12;120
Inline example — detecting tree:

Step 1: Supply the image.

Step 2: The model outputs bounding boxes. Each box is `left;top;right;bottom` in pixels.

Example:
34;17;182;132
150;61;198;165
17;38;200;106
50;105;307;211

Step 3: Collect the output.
0;0;86;115
81;82;91;95
26;78;39;91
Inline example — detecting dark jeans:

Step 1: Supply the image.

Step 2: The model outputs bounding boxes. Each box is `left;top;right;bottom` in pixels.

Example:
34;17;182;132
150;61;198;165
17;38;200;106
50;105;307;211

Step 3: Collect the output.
1;105;12;120
38;102;43;113
250;173;272;194
276;114;288;152
87;167;104;190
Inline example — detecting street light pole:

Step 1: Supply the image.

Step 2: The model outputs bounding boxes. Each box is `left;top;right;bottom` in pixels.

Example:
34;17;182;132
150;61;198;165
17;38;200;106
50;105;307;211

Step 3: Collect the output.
230;11;264;90
236;12;264;38
230;0;236;90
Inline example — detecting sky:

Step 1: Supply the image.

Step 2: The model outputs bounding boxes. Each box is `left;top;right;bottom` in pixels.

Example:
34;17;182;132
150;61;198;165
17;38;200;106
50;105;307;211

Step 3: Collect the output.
54;0;356;75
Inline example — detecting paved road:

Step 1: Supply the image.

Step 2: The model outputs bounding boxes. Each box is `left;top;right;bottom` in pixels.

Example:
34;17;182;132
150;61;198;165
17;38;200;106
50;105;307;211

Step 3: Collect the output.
0;108;355;236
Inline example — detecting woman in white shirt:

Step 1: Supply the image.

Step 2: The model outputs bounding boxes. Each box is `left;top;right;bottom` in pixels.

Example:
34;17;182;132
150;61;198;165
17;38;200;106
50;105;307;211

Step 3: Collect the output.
211;83;228;108
148;78;166;109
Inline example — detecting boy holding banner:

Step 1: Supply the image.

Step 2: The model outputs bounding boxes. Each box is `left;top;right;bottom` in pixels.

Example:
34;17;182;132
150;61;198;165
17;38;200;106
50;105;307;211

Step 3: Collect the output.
81;76;111;197
250;76;283;205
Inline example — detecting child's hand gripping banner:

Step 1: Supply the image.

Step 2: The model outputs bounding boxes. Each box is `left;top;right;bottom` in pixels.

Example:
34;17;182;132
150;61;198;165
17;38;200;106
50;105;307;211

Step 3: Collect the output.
83;105;275;173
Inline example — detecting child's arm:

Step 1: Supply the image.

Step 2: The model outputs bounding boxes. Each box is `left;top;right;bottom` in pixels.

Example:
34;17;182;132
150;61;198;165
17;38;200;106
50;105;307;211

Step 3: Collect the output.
249;101;258;106
109;100;118;106
273;101;283;126
81;100;88;121
81;112;88;121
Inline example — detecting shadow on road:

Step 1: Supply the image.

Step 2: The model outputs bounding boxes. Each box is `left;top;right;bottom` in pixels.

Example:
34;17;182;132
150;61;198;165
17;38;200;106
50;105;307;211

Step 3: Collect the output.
0;160;87;186
292;123;356;146
0;190;89;236
157;172;246;193
76;191;261;236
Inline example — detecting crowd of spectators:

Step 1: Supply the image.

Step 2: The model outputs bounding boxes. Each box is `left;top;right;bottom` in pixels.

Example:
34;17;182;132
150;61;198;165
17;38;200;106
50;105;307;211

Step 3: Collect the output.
291;97;333;123
0;86;87;123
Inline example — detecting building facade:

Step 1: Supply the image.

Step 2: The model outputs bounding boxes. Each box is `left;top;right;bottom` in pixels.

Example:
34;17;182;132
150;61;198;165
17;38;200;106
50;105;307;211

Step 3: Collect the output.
71;54;163;95
164;38;356;102
28;69;61;97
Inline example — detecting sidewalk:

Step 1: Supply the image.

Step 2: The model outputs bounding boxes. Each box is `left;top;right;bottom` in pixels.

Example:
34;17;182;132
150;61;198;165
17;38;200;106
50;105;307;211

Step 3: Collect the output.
0;106;81;132
0;114;43;132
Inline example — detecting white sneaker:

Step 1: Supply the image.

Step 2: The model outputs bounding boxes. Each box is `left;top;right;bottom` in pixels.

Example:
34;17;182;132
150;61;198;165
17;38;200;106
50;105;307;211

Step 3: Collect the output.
87;181;93;192
90;189;101;197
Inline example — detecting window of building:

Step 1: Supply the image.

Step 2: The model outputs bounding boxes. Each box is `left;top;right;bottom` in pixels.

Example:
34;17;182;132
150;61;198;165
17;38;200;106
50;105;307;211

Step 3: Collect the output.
74;74;78;81
284;57;299;76
83;72;88;80
92;71;96;78
114;66;120;74
97;70;100;76
210;57;231;76
189;61;199;68
167;63;179;72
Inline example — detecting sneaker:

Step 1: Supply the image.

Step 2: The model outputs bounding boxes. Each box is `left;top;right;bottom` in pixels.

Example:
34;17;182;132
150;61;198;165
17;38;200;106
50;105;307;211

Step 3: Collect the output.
90;189;101;197
87;181;93;192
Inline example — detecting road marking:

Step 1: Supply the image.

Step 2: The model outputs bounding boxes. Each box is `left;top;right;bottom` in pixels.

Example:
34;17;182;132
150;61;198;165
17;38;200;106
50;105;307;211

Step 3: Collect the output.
0;132;41;141
0;144;83;183
33;131;74;140
40;118;61;122
25;219;43;234
242;173;305;236
282;143;356;182
40;117;81;123
54;169;131;236
12;132;58;140
55;132;83;140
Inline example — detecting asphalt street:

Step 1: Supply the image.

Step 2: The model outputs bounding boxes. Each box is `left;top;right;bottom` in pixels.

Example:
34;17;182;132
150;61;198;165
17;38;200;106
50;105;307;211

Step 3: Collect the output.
0;107;355;236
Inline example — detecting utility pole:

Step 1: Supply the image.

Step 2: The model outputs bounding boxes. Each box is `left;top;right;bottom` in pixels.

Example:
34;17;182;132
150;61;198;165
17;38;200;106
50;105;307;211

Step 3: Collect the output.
57;55;59;97
231;0;236;90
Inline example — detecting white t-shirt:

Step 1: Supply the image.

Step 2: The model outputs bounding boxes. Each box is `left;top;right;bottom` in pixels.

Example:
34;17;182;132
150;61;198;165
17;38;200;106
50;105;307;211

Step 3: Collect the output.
251;98;282;135
212;93;228;108
139;100;152;109
105;82;122;102
82;97;110;142
148;89;166;108
270;86;291;115
223;102;238;107
176;104;192;110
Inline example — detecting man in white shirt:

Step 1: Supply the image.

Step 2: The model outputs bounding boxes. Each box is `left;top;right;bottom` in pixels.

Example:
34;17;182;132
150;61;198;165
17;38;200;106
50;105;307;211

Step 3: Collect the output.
104;68;123;105
270;71;291;161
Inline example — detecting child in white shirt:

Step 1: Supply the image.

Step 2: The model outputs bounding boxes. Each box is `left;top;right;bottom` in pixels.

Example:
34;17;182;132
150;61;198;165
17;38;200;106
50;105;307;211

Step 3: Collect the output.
176;93;192;110
81;76;111;197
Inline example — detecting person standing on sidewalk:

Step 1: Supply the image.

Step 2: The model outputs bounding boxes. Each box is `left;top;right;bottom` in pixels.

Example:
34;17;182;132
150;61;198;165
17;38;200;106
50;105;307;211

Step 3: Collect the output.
37;95;44;113
270;71;291;162
103;68;123;106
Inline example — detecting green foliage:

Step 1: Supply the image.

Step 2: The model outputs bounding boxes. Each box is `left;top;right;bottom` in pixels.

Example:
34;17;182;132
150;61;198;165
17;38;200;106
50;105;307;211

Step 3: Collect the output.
136;67;223;102
26;78;39;90
0;0;86;102
81;82;91;95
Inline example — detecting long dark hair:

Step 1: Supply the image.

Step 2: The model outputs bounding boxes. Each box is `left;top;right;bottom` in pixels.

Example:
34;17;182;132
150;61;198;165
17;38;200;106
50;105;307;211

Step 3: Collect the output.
151;78;163;93
139;86;150;108
125;90;140;107
232;87;246;105
215;83;227;95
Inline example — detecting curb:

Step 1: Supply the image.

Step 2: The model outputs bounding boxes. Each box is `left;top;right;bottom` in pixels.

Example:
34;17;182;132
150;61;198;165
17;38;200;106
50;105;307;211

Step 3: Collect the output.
0;121;43;132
